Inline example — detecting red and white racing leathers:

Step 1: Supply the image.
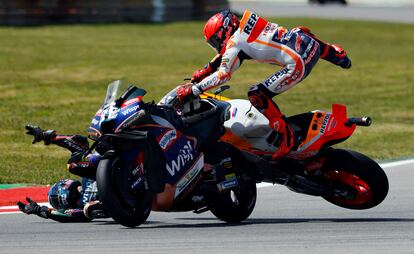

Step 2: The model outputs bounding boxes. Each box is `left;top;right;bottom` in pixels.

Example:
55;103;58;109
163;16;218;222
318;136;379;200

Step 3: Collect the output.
195;9;320;96
193;10;349;160
195;10;322;160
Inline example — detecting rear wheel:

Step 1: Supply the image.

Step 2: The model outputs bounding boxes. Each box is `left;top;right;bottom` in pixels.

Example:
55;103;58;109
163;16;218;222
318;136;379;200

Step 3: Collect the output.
321;149;388;209
209;178;257;223
207;142;257;223
96;156;152;227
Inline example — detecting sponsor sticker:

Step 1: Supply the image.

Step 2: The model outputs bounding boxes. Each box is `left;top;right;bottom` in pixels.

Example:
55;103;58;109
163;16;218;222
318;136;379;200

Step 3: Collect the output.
175;154;204;197
243;13;258;35
120;105;140;116
123;97;141;107
191;195;204;203
231;107;238;118
320;114;331;134
217;178;238;191
131;176;145;190
166;140;196;176
159;130;177;150
264;68;289;87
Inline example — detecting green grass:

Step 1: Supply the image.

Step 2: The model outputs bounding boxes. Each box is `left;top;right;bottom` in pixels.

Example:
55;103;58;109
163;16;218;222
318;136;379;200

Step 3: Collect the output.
0;19;413;184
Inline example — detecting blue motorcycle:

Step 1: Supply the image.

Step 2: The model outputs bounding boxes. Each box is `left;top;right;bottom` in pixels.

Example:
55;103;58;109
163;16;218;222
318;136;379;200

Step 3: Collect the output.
86;80;257;227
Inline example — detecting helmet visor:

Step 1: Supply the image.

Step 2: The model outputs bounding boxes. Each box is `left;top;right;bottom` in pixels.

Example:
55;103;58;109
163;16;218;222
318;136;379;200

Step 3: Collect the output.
207;29;224;53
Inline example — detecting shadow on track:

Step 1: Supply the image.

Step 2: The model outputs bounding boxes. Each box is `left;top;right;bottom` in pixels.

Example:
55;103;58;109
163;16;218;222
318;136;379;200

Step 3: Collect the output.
91;217;414;229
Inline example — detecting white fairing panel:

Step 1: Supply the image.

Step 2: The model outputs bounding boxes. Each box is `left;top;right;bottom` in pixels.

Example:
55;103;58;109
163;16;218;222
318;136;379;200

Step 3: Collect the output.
224;99;278;153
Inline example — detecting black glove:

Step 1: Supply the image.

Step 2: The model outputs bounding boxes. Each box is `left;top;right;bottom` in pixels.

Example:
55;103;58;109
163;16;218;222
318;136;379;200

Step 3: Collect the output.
17;197;49;219
25;125;56;145
25;125;44;144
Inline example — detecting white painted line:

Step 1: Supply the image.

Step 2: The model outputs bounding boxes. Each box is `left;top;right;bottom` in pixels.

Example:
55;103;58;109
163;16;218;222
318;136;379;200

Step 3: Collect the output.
0;205;21;210
0;203;50;214
380;158;414;169
257;183;274;188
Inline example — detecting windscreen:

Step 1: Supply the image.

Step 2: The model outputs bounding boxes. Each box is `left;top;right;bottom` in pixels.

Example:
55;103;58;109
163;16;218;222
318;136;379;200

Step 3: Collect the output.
102;80;146;108
102;80;129;108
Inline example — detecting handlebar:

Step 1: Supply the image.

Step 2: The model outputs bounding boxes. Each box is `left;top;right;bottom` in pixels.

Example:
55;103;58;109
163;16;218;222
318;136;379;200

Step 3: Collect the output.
345;116;372;127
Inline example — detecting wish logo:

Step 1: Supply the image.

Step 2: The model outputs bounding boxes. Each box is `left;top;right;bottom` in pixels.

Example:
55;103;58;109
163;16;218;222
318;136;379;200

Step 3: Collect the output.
166;140;196;177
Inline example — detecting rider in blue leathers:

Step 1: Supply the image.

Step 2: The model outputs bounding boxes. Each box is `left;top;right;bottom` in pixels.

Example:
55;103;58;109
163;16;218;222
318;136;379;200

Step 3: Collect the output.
17;125;107;222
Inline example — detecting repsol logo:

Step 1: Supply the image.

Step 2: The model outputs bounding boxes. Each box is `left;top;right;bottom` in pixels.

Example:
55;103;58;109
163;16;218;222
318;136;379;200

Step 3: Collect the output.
120;105;139;116
320;115;330;133
199;76;218;90
243;13;258;35
264;68;289;87
166;141;195;176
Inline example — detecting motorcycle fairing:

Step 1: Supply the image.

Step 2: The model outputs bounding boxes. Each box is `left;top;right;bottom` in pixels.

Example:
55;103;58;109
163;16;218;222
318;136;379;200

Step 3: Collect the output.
287;104;356;160
136;124;201;185
119;148;147;192
174;153;204;198
182;99;230;150
113;98;145;133
223;100;357;160
88;109;103;140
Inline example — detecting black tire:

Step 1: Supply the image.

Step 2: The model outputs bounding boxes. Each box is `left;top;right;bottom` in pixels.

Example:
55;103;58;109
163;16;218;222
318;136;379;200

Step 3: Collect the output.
207;143;257;223
96;156;152;227
321;149;389;210
209;178;257;223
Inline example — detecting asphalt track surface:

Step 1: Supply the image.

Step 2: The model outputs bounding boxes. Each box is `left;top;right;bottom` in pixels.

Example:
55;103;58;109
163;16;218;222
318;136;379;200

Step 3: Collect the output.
1;160;413;254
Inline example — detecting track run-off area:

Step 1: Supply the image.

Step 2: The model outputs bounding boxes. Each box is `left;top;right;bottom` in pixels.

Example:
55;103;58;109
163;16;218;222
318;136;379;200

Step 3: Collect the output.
1;158;413;254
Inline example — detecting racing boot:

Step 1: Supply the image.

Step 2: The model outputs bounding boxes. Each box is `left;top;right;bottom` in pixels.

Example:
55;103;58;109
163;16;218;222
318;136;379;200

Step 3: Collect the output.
268;116;295;161
248;86;295;161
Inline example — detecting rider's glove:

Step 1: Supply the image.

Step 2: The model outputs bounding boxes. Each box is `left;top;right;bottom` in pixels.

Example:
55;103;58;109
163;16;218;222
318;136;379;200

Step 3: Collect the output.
269;116;295;161
25;125;44;144
17;197;50;219
191;63;214;83
176;83;202;103
25;125;56;145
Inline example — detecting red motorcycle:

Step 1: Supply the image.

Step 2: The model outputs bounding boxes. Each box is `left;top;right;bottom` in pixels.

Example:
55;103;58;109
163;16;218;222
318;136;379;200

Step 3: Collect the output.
201;87;389;210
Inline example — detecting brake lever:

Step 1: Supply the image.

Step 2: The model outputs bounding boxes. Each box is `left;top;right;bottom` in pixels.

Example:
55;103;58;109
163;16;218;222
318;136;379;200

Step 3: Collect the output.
214;85;230;95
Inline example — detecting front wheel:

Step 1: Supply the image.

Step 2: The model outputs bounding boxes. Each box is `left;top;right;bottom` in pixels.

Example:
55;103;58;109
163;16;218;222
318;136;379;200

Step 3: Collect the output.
96;156;152;227
321;149;389;210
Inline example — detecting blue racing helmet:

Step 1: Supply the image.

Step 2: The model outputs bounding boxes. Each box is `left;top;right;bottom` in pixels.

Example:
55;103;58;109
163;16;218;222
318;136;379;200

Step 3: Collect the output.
48;179;82;210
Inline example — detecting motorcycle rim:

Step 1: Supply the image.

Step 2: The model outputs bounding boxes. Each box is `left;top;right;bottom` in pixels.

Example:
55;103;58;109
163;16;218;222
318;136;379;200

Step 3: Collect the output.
324;169;373;207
